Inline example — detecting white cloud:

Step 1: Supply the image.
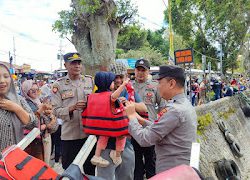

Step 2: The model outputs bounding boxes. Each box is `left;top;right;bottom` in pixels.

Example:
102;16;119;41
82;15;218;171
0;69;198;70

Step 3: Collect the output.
0;0;75;71
0;0;166;72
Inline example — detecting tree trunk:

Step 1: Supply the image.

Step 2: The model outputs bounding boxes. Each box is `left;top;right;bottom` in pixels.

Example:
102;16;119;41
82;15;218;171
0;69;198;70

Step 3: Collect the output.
71;0;120;75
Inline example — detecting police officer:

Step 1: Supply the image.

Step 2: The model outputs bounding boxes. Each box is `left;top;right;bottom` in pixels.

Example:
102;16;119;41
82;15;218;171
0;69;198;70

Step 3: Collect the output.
125;65;197;174
51;52;95;174
132;59;166;180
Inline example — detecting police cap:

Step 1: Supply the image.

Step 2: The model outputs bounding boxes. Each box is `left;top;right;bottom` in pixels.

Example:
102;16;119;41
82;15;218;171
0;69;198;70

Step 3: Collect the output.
135;59;150;69
153;65;185;80
64;52;82;62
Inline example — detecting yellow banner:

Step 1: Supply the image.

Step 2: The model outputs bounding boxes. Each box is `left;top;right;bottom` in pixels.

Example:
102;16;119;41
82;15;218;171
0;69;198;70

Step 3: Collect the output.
168;0;174;61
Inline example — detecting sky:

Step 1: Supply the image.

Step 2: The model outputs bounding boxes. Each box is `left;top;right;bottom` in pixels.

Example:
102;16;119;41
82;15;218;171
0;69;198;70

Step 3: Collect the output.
0;0;167;72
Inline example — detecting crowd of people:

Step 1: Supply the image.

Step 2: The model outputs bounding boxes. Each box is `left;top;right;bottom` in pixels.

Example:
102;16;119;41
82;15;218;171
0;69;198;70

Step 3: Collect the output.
0;52;199;179
190;75;249;106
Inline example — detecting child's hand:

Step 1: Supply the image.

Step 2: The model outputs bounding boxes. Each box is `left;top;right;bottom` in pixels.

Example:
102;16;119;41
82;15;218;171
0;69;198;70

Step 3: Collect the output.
122;78;130;86
119;97;127;105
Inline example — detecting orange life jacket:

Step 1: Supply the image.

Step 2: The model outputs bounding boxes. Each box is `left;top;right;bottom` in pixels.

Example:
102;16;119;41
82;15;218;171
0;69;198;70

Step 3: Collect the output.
82;92;129;137
1;146;60;180
0;161;12;180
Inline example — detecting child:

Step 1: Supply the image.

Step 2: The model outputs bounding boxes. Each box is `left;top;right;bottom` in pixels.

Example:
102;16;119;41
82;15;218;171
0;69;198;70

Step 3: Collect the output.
83;72;129;167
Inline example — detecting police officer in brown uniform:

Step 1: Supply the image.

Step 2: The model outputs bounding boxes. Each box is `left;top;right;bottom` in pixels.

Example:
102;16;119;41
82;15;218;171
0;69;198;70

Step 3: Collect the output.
132;59;166;180
51;53;95;174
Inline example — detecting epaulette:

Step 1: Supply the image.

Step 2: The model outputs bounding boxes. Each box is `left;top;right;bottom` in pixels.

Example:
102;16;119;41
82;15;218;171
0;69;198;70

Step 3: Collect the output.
84;75;93;79
55;77;64;82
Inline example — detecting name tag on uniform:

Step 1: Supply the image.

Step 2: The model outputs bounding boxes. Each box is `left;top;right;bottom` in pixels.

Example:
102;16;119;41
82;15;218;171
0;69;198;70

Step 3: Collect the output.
62;90;74;100
83;86;93;94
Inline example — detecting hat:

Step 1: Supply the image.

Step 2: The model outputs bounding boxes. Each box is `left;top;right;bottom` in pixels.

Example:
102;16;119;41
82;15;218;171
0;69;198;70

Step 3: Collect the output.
135;59;150;69
108;62;127;76
64;53;82;62
153;65;185;80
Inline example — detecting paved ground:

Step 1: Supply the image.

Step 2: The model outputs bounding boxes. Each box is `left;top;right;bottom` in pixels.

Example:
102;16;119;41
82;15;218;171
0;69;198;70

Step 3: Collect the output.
49;154;64;175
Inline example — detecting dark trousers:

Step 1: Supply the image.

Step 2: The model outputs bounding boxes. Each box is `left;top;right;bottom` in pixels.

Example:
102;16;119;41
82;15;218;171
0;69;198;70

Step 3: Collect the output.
61;138;96;175
132;138;156;180
52;125;62;163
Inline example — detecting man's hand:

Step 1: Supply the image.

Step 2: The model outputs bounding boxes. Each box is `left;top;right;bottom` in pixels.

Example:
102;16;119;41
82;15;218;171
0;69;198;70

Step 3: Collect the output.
69;100;87;113
136;113;146;126
124;101;137;120
75;100;87;110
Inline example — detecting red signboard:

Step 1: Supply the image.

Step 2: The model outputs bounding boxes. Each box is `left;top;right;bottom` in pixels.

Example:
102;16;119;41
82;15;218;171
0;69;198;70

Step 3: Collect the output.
174;48;193;65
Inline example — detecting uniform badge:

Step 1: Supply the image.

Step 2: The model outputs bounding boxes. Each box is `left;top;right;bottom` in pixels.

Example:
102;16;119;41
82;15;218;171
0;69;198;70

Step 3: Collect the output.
52;86;58;93
156;107;168;123
139;60;144;64
73;53;79;59
62;90;74;100
144;96;153;104
65;79;70;85
146;92;153;97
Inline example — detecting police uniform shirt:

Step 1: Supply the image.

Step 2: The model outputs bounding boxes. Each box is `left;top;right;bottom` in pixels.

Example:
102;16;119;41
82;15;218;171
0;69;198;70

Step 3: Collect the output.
51;74;93;140
128;93;197;173
133;79;166;122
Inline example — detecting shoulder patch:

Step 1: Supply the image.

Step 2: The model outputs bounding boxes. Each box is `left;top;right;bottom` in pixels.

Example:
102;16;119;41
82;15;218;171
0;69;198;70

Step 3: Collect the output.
84;75;93;78
52;84;59;93
158;107;168;118
56;77;64;82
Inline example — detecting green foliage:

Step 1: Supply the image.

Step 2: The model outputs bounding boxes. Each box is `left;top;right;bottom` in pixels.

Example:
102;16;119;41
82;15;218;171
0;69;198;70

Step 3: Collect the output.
117;25;148;51
147;29;169;57
117;25;174;61
78;0;101;14
207;91;215;101
172;33;187;50
118;46;168;66
164;0;250;73
115;0;138;24
115;48;125;58
52;9;76;37
197;113;213;135
53;0;137;37
218;107;236;120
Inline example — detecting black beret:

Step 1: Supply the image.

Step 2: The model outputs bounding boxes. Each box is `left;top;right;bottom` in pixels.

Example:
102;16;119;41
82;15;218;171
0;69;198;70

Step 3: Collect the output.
153;65;185;80
64;52;82;62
